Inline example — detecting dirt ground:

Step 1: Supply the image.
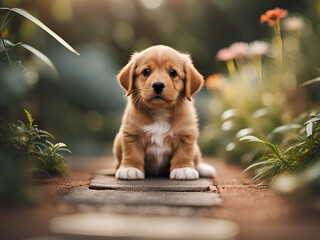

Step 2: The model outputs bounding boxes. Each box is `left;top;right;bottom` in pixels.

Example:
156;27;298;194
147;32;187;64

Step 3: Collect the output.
0;157;319;240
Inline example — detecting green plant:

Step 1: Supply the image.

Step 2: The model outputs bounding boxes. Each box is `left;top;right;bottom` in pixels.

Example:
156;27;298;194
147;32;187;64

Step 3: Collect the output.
1;110;71;176
201;7;320;198
24;110;71;175
201;8;317;165
0;110;71;205
0;7;77;205
240;111;320;190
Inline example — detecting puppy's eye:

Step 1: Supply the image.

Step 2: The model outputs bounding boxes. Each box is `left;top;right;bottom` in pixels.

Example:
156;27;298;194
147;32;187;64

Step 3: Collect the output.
169;69;177;78
142;68;151;77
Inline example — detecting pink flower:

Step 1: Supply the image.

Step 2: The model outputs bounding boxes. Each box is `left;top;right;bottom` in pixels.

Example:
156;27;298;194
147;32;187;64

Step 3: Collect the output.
247;41;269;57
229;42;248;58
216;48;235;62
283;16;304;32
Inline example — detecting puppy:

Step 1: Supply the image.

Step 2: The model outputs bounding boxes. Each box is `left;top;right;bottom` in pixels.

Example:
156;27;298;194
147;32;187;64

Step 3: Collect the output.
113;45;216;180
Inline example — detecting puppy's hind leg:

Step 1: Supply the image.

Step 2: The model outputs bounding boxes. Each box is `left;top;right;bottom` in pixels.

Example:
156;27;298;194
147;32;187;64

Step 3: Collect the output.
194;143;217;178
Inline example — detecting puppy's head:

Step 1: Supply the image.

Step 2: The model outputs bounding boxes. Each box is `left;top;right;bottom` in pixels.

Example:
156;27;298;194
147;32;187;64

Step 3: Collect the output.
117;45;203;108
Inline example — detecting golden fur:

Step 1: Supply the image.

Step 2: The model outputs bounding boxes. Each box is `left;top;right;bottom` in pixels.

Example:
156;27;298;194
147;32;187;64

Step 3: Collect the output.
113;45;216;180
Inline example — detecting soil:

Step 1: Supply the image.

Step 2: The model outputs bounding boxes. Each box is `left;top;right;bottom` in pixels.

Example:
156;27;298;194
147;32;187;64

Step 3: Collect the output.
0;157;319;240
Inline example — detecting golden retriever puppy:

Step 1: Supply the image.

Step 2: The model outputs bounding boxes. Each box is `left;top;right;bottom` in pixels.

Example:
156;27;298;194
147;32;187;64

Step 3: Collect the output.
113;45;216;180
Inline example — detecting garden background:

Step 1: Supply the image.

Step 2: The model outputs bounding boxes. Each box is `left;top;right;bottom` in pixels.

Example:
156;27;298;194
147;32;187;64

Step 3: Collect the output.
1;0;320;203
2;0;318;154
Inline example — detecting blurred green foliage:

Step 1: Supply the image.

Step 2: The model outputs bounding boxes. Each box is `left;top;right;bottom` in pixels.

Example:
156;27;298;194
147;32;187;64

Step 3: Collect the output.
200;6;320;198
241;111;320;198
0;110;70;205
0;7;75;205
0;0;319;202
200;6;320;163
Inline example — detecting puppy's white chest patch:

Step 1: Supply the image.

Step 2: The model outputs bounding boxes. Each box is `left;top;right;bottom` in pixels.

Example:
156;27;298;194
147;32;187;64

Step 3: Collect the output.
142;110;173;172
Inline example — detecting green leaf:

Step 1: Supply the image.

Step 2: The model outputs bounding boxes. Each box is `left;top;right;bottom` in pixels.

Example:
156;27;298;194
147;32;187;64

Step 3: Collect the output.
53;142;67;149
0;40;22;55
56;148;72;154
251;108;270;119
300;77;320;87
4;40;60;79
240;135;261;142
236;128;254;139
221;109;237;121
24;109;33;127
33;141;49;150
45;140;54;148
271;124;301;135
240;135;278;154
306;122;313;137
0;32;12;67
34;144;43;153
252;164;275;181
244;159;275;172
304;117;320;125
0;8;79;56
31;131;41;139
34;128;54;139
240;135;290;168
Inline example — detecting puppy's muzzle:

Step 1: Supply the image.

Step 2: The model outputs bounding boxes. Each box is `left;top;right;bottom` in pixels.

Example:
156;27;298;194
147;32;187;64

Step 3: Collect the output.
152;82;165;94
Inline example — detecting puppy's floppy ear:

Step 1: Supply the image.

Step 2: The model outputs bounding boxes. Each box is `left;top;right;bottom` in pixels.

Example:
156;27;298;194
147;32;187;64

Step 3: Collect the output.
117;60;136;96
184;60;204;101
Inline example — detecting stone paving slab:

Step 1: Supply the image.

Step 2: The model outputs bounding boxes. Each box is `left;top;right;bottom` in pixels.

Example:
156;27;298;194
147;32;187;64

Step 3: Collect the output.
90;175;215;192
99;204;214;217
50;213;239;240
62;187;222;207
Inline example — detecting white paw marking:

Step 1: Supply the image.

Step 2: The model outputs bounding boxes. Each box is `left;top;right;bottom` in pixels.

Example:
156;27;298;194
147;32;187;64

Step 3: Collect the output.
170;167;199;180
196;163;217;178
115;167;145;180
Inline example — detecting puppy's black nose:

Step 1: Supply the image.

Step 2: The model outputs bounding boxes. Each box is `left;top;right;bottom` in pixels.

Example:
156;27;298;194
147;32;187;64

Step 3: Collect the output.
152;82;165;94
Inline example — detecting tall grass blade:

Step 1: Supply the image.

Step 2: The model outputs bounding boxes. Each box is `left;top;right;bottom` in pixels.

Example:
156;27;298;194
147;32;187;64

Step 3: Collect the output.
300;77;320;87
0;32;12;67
0;8;80;56
243;159;274;172
4;40;60;78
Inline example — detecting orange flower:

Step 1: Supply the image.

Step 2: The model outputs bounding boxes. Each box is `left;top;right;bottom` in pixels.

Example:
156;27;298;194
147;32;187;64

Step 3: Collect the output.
260;7;288;26
205;74;224;90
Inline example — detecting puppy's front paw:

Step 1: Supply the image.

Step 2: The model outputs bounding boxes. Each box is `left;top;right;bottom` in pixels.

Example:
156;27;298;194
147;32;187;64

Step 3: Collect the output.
115;167;145;180
170;167;199;180
196;163;217;178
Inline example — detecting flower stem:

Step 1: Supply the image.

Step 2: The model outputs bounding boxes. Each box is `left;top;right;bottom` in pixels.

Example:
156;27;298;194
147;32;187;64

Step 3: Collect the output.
254;55;264;93
294;30;301;50
226;60;236;81
274;23;284;86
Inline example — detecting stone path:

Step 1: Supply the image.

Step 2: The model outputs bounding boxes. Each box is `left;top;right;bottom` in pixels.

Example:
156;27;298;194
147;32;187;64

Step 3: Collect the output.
3;157;319;240
63;174;222;208
63;186;222;207
50;213;239;240
47;171;239;240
